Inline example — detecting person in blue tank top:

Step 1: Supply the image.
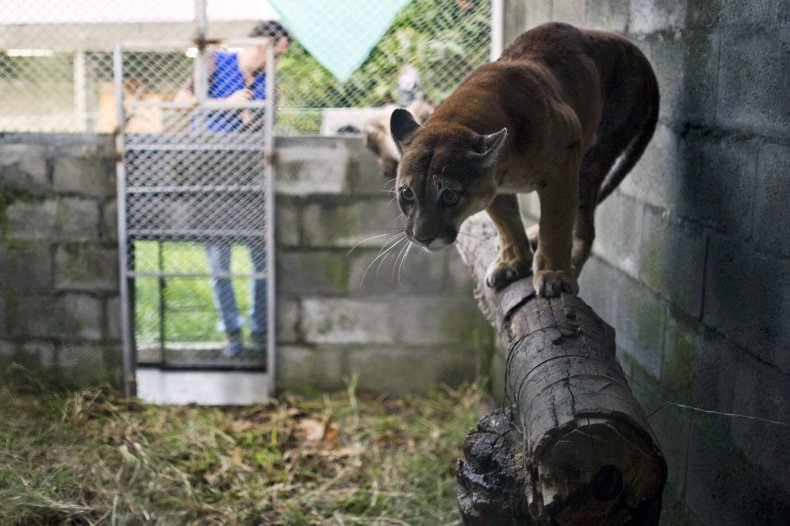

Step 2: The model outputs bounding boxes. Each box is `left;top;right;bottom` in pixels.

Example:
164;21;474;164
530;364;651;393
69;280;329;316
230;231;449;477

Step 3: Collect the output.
175;21;290;357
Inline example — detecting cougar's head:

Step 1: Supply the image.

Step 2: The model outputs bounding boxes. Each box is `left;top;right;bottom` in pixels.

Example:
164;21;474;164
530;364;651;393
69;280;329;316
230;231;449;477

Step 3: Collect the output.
390;108;507;251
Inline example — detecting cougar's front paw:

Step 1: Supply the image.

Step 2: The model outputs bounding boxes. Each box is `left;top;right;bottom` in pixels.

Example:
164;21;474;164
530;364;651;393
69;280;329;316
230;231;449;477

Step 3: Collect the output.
485;259;532;290
534;270;578;297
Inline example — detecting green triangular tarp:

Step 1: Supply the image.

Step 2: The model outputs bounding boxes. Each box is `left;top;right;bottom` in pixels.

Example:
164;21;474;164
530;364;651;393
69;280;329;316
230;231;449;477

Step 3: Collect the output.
269;0;411;82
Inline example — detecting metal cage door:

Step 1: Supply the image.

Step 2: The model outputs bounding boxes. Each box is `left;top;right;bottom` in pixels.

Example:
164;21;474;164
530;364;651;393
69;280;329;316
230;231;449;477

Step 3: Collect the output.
114;39;276;400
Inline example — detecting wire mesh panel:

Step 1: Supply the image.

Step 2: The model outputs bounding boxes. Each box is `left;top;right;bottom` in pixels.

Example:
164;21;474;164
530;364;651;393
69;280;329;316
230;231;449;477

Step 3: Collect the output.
0;0;200;132
2;0;493;134
272;0;493;134
115;39;275;371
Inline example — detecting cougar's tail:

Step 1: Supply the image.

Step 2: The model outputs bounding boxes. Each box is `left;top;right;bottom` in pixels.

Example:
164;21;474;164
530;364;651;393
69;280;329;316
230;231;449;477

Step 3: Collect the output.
597;72;660;204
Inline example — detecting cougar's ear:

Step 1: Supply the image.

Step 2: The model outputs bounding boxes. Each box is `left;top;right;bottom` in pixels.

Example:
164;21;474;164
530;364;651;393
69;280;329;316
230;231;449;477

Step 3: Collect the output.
475;128;508;169
390;108;421;154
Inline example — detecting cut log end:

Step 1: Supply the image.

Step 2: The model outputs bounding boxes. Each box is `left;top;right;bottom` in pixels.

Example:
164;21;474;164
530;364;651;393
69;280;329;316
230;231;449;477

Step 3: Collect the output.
528;415;667;525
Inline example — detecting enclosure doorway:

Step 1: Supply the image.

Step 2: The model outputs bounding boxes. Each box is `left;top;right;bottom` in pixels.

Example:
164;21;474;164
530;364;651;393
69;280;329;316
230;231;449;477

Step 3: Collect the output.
114;38;276;404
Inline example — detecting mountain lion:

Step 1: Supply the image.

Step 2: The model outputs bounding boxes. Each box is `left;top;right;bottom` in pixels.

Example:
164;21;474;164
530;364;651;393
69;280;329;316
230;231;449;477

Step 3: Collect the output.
390;22;659;297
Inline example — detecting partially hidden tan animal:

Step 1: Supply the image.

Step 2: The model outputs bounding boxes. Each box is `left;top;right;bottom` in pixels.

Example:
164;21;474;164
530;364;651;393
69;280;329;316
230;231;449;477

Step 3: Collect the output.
390;22;659;297
364;99;433;178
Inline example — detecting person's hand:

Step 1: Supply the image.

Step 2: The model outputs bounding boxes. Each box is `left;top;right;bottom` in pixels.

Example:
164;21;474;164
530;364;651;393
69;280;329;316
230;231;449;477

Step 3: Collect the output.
225;88;252;104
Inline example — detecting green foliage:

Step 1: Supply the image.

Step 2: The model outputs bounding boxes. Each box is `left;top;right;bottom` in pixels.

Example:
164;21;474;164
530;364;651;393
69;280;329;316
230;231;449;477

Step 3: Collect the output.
277;0;491;132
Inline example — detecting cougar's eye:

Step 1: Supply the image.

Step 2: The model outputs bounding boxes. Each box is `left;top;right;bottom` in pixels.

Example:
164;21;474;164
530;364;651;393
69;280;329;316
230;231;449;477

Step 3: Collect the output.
400;186;415;202
441;189;460;206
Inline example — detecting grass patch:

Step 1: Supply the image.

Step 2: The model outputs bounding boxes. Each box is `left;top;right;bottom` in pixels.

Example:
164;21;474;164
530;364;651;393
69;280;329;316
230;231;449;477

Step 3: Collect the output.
134;240;255;344
0;380;484;525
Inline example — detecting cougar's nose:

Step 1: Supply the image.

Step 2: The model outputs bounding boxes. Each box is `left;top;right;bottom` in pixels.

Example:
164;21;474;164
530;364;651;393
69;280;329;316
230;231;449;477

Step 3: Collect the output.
415;235;436;247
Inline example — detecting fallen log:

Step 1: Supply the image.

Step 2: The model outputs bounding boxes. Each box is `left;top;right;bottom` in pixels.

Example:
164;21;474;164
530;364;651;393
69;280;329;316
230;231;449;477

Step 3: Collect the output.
456;213;667;525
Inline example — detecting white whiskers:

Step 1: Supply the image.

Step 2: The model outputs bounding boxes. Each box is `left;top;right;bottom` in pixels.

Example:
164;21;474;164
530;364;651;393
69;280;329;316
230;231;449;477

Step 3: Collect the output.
358;231;408;286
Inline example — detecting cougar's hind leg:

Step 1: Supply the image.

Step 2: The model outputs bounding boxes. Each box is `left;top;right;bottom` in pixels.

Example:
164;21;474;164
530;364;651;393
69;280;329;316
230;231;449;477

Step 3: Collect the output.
572;142;622;276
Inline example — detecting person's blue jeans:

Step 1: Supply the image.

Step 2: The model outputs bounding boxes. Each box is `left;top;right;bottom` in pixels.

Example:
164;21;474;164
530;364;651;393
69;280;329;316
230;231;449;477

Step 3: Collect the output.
205;242;267;337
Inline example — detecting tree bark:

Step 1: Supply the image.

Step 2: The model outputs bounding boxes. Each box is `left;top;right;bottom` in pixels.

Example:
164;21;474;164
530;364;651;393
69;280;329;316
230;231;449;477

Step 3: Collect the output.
456;213;667;525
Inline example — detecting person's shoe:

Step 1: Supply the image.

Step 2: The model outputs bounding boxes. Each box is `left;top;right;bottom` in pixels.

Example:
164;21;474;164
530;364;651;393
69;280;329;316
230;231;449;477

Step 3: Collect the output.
223;330;245;358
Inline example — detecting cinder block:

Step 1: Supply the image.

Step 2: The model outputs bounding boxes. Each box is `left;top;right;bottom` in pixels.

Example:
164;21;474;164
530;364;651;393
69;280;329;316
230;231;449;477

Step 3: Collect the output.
49;134;115;159
503;0;528;45
685;418;778;526
578;255;619;324
696;331;742;416
20;341;56;369
717;27;790;138
393;298;492;346
300;298;396;345
54;244;119;292
277;344;346;392
12;293;102;340
592;191;644;279
753;143;790;257
274;136;352;195
346;346;478;394
444;248;483;297
56;197;100;242
687;0;775;28
585;0;629;32
275;197;301;247
59;294;104;340
0;242;52;291
729;353;790;493
57;343;114;386
343;138;392;195
275;298;301;343
346;246;447;297
661;308;704;402
0;144;49;191
619;124;681;211
552;0;587;26
629;0;686;34
0;339;15;361
650;31;719;126
5;200;57;240
277;251;349;296
521;1;553;31
640;207;706;317
105;296;121;341
676;135;758;240
302;198;401;249
101;199;118;244
0;297;6;337
703;234;790;373
650;403;690;500
584;260;665;379
53;156;115;198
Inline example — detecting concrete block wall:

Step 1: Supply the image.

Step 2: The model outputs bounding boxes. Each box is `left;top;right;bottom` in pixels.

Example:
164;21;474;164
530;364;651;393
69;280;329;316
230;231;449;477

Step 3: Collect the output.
273;136;493;395
504;1;789;524
0;133;121;386
0;133;493;394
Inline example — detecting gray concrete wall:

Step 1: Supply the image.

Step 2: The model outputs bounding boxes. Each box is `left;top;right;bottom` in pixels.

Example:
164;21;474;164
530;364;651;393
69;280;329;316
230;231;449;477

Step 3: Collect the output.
0;133;493;394
0;134;120;386
503;1;789;524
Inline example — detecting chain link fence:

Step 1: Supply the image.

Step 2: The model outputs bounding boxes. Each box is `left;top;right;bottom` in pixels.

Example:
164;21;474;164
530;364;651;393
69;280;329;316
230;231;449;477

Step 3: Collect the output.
2;0;493;135
4;0;494;375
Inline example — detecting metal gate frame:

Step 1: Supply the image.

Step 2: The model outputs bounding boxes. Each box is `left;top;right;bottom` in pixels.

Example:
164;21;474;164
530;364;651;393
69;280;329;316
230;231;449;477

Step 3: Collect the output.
114;36;277;398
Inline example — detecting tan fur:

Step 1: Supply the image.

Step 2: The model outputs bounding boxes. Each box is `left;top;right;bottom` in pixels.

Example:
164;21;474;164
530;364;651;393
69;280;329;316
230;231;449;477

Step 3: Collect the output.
390;23;659;297
364;99;433;178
